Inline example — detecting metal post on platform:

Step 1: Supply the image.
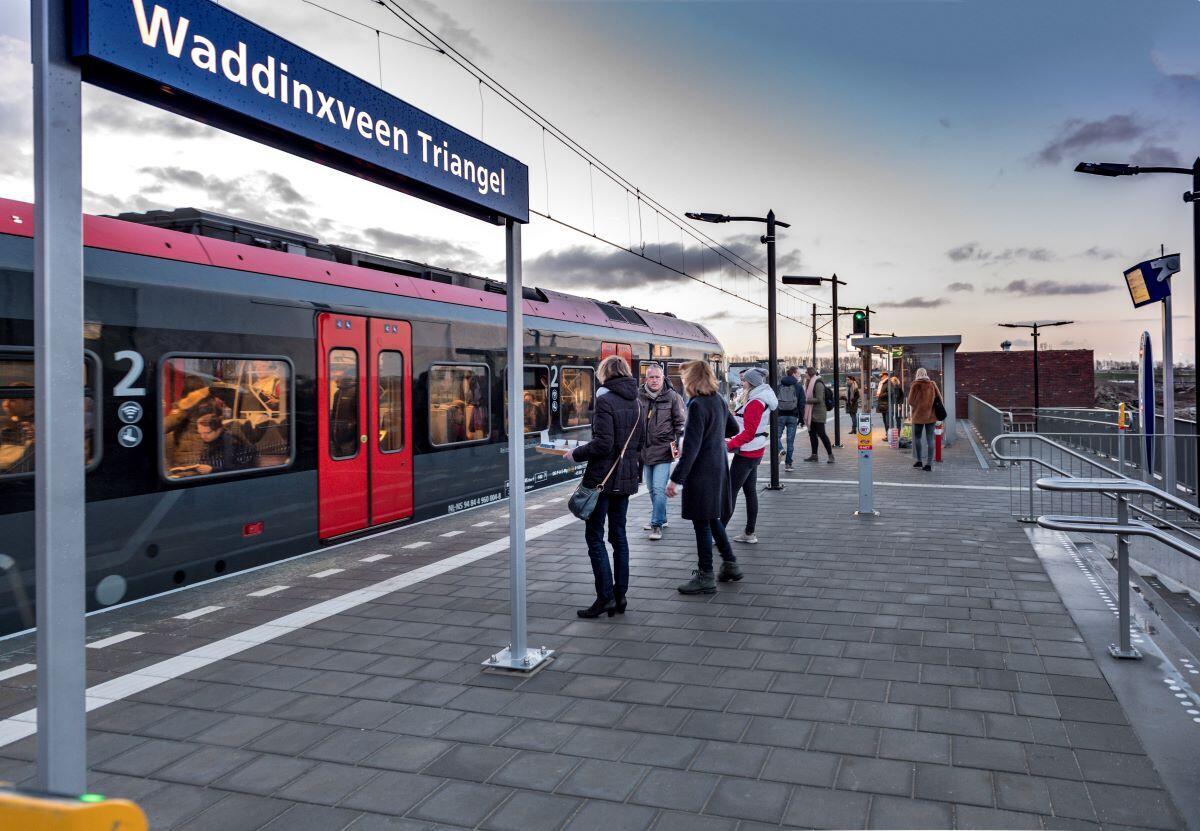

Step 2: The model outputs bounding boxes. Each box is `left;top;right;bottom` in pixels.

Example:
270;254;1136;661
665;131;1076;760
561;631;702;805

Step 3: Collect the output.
1161;295;1177;494
855;348;877;516
831;276;841;447
483;220;551;673
1110;496;1142;660
32;0;87;793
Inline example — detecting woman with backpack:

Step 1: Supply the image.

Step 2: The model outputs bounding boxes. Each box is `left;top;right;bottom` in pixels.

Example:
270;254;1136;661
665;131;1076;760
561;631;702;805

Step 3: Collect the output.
724;367;778;543
666;360;740;594
563;355;645;618
906;367;943;471
776;367;803;472
803;366;834;464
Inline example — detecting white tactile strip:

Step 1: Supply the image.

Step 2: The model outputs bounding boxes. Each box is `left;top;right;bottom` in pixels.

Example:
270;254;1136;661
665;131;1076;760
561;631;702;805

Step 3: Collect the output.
0;494;637;748
1054;532;1200;727
246;586;289;598
86;632;144;650
172;606;223;621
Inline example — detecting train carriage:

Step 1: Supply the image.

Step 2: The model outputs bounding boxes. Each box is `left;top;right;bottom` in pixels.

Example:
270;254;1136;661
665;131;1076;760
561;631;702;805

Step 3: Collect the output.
0;198;725;635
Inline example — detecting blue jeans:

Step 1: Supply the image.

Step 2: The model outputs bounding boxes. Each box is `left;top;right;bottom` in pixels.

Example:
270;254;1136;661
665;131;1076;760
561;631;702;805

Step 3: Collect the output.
644;462;671;527
693;518;735;573
777;415;799;464
913;422;935;464
584;493;630;601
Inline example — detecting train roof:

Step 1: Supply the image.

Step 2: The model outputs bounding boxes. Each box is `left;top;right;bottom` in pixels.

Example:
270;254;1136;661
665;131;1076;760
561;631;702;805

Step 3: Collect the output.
0;198;720;347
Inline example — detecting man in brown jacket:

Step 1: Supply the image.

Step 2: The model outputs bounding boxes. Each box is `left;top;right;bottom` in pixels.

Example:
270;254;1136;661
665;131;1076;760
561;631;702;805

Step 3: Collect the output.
907;367;941;471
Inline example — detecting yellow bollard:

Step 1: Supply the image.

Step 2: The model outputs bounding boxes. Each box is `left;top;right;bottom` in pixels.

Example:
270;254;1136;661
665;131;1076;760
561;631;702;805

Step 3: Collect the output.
0;785;147;830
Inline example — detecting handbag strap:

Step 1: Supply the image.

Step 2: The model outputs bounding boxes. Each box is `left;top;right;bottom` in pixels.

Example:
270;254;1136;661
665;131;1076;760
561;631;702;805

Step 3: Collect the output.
598;403;641;489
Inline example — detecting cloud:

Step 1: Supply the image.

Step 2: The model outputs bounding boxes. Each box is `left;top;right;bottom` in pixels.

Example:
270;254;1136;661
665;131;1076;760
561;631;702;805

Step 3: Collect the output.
699;309;761;324
361;227;492;272
526;244;690;289
875;296;946;309
409;0;491;59
946;242;1056;264
87;100;213;140
938;117;952;129
1034;114;1144;166
1080;246;1120;260
947;281;974;292
719;233;804;274
987;279;1112;296
1129;141;1182;167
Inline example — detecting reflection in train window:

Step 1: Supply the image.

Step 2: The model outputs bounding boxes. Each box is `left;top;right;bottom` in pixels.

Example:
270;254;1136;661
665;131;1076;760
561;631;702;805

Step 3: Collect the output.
666;363;684;395
560;367;595;430
429;364;489;446
504;365;550;435
161;355;292;480
0;354;98;477
378;350;405;453
328;349;360;460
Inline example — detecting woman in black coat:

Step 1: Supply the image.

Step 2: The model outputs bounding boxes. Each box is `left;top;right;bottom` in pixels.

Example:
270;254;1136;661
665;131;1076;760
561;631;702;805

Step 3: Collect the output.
564;355;645;618
667;360;740;595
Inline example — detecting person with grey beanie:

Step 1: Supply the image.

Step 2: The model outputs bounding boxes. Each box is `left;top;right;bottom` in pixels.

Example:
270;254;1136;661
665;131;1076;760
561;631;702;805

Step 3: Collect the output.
723;366;777;545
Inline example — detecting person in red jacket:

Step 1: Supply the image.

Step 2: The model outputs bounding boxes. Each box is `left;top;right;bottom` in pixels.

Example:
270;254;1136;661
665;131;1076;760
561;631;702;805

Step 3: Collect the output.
724;368;777;545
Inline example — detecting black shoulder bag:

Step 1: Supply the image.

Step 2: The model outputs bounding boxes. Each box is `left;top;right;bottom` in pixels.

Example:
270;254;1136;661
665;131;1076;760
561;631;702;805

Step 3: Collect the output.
568;404;641;521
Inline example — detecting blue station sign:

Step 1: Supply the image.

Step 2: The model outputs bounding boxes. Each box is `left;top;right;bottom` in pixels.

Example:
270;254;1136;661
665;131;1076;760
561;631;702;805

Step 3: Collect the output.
71;0;529;224
1123;254;1179;309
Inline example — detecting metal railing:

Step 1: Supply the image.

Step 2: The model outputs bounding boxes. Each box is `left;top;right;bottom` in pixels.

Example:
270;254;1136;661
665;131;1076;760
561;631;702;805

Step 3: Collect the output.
1035;477;1200;660
967;395;1007;447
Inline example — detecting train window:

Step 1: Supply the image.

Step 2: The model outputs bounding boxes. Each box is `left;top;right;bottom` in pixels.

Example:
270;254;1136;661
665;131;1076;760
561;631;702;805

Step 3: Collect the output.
429;364;490;446
161;355;292;480
378;351;404;453
503;365;550;435
0;353;98;477
328;349;360;460
559;367;595;430
666;363;684;395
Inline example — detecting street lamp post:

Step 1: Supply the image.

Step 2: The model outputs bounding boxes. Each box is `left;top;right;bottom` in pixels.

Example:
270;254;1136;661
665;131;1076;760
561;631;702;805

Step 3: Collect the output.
687;210;790;490
999;320;1073;429
1076;159;1200;491
784;274;848;445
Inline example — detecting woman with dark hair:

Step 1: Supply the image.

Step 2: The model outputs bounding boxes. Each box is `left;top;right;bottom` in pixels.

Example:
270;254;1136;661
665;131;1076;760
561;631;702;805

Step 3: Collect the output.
564;355;644;618
667;360;741;595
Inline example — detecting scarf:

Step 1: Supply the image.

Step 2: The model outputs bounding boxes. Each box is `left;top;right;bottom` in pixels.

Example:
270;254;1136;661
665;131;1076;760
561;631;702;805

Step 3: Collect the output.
804;375;818;425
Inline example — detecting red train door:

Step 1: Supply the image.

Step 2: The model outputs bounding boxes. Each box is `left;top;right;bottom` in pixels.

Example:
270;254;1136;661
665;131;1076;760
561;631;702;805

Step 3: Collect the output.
368;319;413;526
317;313;413;538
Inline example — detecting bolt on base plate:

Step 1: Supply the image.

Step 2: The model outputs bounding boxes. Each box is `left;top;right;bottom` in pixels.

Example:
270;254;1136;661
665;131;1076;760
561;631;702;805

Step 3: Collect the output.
854;510;879;517
1108;643;1143;660
482;645;554;674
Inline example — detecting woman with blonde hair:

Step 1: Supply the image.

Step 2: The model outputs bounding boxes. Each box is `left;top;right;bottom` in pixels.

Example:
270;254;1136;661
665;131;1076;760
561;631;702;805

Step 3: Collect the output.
906;367;942;471
667;360;741;594
564;355;644;617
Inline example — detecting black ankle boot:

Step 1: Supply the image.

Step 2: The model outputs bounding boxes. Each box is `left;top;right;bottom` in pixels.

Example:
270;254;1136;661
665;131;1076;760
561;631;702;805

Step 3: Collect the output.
577;597;616;618
613;594;627;614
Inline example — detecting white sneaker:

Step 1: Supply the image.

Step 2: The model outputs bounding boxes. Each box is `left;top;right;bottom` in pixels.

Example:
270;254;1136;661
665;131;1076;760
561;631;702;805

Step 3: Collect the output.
733;533;758;544
643;521;668;530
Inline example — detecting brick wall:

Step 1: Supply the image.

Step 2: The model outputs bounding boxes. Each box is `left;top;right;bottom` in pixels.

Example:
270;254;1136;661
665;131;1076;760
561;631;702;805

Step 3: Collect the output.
955;349;1094;416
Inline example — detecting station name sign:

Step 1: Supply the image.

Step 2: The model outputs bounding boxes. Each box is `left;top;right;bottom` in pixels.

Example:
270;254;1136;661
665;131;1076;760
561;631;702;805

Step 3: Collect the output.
1122;254;1179;309
71;0;529;224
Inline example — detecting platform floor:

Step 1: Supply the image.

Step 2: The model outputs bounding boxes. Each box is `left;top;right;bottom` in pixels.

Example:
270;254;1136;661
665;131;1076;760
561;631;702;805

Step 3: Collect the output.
0;421;1194;830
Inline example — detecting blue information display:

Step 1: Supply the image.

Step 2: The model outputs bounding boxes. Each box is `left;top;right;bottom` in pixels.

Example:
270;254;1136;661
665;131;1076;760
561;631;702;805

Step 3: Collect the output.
1123;254;1179;309
71;0;529;224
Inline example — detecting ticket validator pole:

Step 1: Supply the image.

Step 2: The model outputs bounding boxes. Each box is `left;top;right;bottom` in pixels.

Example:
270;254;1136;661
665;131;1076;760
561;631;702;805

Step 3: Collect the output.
856;345;877;516
33;0;87;792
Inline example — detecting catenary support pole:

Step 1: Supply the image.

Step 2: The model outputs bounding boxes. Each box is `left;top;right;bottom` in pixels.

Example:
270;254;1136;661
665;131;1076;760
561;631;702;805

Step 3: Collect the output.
1032;324;1041;432
483;220;550;672
1162;294;1177;494
1192;159;1199;495
32;0;87;792
811;303;817;370
832;276;841;447
766;210;782;490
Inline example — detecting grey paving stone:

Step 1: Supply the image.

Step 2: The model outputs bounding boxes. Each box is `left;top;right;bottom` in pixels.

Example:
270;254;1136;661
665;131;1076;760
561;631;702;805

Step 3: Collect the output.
622;733;701;769
305;727;396;764
481;791;581;831
761;748;840;788
630;767;719;812
837;755;916;797
690;740;769;777
954;805;1044;830
362;736;453;772
914;763;992;806
952;735;1027;773
409;781;512;826
156;745;257;786
651;810;736;831
705;776;791;824
135;783;226;830
783;784;871;830
994;772;1052;815
260;804;363;831
742;716;813;748
424;743;515;782
275;761;379;805
809;722;879;757
490;750;579;791
867;794;954;829
339;771;444;816
563;800;656;831
1087;782;1180;829
878;728;951;765
557;758;647;801
96;738;199;777
177;792;290;831
495;719;577;752
558;726;640;761
678;711;750;742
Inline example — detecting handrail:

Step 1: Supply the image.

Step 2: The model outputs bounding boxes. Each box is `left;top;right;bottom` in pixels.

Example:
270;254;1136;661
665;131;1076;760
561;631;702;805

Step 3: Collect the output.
1036;513;1200;564
1035;477;1200;520
991;433;1124;479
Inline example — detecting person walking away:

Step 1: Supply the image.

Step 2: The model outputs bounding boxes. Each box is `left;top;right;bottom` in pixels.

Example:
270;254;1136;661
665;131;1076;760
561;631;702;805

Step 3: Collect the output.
888;375;906;441
906;367;941;471
639;363;685;540
875;371;891;433
846;376;861;427
724;368;777;544
666;361;741;594
803;366;835;463
776;366;802;472
563;355;645;617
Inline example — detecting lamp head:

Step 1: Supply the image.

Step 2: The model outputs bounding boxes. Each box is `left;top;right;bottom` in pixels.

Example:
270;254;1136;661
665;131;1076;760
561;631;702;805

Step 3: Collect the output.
782;275;824;286
1074;162;1137;177
685;212;729;223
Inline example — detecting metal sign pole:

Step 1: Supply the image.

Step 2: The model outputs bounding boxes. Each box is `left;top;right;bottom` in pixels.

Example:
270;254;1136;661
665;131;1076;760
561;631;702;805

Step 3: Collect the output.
484;220;550;672
32;0;87;792
856;348;877;516
1161;295;1177;494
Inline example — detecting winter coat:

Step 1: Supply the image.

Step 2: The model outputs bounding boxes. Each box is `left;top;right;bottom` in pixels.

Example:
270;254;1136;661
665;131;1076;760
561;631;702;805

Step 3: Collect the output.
670;392;739;521
877;381;904;413
804;376;828;426
639;384;686;466
573;375;645;495
907;379;942;425
729;383;778;457
776;374;803;415
846;383;861;415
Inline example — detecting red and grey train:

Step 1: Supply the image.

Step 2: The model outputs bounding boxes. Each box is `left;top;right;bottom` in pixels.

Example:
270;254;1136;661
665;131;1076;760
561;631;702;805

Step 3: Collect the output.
0;197;725;635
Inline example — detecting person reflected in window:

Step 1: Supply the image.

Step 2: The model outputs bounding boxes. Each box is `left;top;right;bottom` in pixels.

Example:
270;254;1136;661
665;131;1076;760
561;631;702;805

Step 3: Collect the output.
195;400;258;474
330;373;359;456
0;383;35;474
164;377;212;467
